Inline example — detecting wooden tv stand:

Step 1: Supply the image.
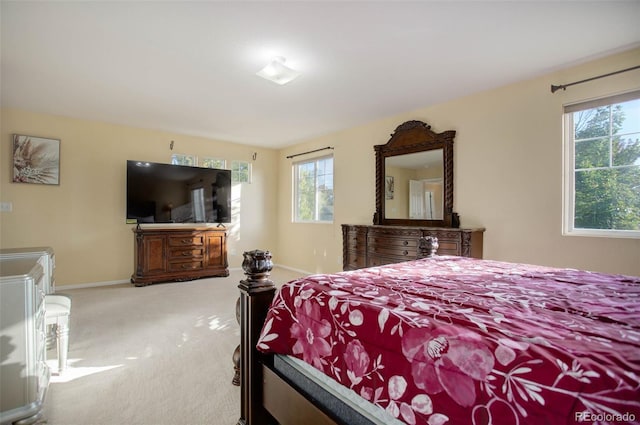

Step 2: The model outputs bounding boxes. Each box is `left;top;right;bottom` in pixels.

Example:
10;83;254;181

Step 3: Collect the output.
131;226;229;286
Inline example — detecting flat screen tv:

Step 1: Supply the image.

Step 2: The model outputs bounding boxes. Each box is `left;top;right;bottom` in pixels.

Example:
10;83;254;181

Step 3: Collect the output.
126;160;231;224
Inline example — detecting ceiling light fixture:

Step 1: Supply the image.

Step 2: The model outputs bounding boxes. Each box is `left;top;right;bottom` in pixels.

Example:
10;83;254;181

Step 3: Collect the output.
256;56;300;85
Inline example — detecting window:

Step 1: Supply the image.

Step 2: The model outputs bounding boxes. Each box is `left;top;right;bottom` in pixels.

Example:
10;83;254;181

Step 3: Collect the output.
563;90;640;238
171;154;196;166
201;157;226;169
231;160;251;183
293;155;334;222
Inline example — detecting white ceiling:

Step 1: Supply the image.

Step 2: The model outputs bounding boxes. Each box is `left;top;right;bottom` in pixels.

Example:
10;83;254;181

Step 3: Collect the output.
2;1;639;149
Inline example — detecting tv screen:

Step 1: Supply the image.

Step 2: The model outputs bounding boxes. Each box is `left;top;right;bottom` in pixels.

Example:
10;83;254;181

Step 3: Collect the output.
126;160;231;224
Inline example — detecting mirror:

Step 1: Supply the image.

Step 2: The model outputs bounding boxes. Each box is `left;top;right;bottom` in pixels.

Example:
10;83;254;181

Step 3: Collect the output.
374;120;456;227
384;149;444;220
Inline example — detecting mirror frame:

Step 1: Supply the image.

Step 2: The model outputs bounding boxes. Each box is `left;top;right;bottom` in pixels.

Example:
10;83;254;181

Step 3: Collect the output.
373;120;456;227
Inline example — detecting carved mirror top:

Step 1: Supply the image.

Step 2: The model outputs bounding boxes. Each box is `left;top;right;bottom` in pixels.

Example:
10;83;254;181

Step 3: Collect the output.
374;120;456;227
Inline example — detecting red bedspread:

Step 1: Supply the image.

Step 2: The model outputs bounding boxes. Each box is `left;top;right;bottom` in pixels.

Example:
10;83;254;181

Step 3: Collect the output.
256;257;640;425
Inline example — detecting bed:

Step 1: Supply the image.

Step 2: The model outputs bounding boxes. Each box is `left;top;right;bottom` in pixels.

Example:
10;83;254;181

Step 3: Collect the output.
235;248;640;425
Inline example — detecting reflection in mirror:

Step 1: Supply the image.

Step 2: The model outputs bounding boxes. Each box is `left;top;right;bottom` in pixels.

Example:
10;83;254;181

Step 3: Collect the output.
385;150;444;220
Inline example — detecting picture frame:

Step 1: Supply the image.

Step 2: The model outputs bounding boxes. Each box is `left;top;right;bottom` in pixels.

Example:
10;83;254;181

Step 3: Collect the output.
385;175;394;200
12;134;60;185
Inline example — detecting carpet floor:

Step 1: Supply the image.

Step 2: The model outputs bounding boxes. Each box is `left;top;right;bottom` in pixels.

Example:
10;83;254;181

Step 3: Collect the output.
42;267;303;425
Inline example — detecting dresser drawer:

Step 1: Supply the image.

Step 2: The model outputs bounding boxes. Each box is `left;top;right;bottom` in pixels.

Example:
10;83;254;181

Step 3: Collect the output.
368;244;417;259
168;247;204;260
368;235;418;248
421;230;461;255
368;227;422;239
367;229;420;259
168;234;205;247
434;240;460;255
168;260;205;272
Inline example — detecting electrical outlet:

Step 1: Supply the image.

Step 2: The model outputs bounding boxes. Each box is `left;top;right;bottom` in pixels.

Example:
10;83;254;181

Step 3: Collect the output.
0;202;12;212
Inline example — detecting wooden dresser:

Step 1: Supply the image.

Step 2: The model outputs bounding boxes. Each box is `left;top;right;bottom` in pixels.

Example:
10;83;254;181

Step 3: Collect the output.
342;224;484;271
132;227;229;286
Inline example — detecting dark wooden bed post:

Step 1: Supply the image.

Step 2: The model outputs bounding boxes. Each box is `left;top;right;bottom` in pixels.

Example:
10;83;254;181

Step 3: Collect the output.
236;250;277;425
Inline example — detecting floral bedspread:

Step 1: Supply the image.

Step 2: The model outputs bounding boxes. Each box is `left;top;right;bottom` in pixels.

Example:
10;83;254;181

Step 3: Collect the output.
256;256;640;425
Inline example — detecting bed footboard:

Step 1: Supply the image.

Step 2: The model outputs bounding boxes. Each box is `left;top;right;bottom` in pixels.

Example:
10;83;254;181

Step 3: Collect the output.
236;250;277;425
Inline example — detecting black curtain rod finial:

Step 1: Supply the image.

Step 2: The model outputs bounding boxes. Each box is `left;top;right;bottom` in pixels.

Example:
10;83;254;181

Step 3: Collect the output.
550;85;566;93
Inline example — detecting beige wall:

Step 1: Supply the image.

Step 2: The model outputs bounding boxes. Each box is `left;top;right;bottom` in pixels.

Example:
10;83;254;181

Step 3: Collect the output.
277;47;640;276
0;110;278;286
2;48;639;285
384;165;412;219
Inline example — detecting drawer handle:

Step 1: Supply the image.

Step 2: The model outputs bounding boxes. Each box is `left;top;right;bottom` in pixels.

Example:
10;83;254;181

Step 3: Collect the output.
181;239;191;244
403;250;408;256
403;240;409;246
182;252;192;256
181;264;197;269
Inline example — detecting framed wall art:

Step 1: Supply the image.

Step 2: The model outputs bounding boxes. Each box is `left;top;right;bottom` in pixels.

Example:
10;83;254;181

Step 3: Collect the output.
385;175;394;200
12;134;60;185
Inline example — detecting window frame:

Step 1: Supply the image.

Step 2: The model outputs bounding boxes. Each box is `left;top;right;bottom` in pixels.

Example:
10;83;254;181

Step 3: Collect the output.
562;90;640;239
170;153;197;166
201;157;226;169
292;154;334;224
231;160;252;184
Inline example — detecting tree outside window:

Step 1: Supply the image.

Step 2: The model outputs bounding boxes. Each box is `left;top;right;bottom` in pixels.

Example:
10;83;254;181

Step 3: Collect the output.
231;160;251;183
294;156;334;222
171;154;196;166
565;93;640;236
202;157;226;169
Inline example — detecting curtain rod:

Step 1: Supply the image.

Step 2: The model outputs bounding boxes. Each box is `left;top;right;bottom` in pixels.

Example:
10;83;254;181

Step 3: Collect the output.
551;65;640;93
286;146;334;159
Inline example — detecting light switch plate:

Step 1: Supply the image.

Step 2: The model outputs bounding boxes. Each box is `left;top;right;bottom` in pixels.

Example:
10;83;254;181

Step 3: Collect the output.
0;202;13;212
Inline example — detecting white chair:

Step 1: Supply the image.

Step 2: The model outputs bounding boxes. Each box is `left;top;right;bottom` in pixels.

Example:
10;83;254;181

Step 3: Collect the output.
45;294;71;372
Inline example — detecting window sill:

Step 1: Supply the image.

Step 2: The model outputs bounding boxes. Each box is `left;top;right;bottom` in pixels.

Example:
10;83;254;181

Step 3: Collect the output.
563;229;640;239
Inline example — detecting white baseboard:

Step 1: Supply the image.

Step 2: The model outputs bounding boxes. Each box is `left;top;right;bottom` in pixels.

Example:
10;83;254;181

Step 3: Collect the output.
275;264;313;275
55;279;130;291
53;265;309;291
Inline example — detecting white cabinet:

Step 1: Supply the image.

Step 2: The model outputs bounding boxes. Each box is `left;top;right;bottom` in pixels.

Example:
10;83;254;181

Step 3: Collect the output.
0;248;56;349
0;257;50;425
0;247;55;294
